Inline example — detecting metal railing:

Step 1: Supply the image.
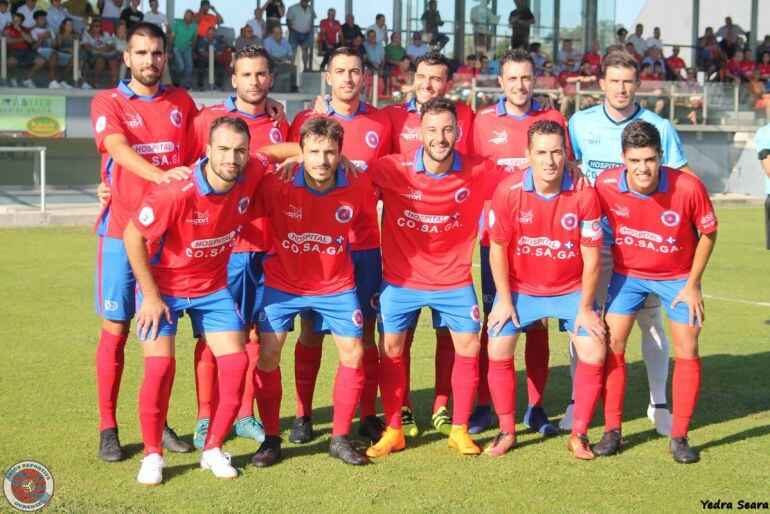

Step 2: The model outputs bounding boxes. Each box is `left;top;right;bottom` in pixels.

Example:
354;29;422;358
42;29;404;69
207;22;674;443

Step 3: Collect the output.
0;146;47;212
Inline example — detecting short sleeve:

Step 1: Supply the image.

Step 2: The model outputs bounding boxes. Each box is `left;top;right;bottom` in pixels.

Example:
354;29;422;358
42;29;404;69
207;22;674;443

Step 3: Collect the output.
488;182;516;244
189;109;209;162
366;157;389;192
133;183;182;243
690;180;718;234
567;115;582;161
91;94;125;153
659;120;688;169
578;188;602;246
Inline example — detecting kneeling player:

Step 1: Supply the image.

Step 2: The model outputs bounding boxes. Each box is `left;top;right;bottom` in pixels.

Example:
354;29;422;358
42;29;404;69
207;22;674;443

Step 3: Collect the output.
250;117;368;467
486;121;606;459
593;120;717;463
123;117;269;484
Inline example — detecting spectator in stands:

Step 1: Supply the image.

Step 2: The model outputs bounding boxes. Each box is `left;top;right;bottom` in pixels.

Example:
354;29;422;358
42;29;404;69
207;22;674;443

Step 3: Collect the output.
641;47;666;75
286;0;314;71
264;0;285;35
556;57;580;116
30;10;64;88
350;32;367;64
625;41;641;62
144;0;168;31
46;0;69;34
246;7;265;44
557;39;581;72
535;60;558;89
746;69;765;109
613;27;628;52
723;50;743;84
719;29;738;60
478;54;492;75
368;13;387;47
716;16;746;40
113;19;127;78
530;41;546;74
0;1;11;33
741;48;757;81
62;0;92;19
698;27;721;73
195;26;225;90
667;46;686;80
54;17;77;86
235;24;260;50
16;0;38;29
318;7;341;71
384;31;406;74
646;26;663;51
80;18;118;89
169;9;197;89
456;53;477;77
363;29;385;73
421;0;448;50
757;36;770;62
341;13;362;47
194;1;222;40
758;52;770;81
582;41;601;76
406;32;428;67
264;25;297;92
627;23;647;57
509;0;534;50
389;55;412;97
98;0;121;33
120;0;143;31
3;12;44;87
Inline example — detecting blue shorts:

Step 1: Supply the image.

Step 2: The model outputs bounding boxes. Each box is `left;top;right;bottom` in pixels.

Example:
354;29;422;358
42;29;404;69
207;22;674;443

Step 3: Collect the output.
489;290;591;337
480;245;496;315
290;31;312;48
94;236;136;322
378;282;481;334
135;288;244;341
605;273;695;325
227;251;266;324
260;286;363;338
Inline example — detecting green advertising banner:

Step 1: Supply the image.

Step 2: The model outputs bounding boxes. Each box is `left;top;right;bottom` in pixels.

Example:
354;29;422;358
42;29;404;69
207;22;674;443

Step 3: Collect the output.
0;95;66;138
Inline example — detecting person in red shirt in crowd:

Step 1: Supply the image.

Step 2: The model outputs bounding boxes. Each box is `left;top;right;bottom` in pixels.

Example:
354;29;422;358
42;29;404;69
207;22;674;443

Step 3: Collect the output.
318;7;342;70
722;50;743;83
194;0;222;38
624;41;641;62
457;53;479;77
740;48;756;81
534;61;558;89
389;55;413;96
666;46;687;80
594;120;717;464
582;41;602;76
758;51;770;81
3;12;45;87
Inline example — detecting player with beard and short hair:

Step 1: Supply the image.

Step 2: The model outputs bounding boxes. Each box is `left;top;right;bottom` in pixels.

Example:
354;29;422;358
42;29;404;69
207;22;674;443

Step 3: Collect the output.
91;21;196;463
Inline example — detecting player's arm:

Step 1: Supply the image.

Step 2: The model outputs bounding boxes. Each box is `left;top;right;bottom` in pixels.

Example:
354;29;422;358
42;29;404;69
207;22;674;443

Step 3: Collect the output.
672;230;717;327
258;141;301;162
123;220;171;340
487;238;518;335
760;150;770;180
572;244;605;342
102;133;191;184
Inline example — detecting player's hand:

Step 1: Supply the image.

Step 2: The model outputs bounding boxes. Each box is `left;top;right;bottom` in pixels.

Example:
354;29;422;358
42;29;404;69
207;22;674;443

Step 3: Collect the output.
97;181;111;206
312;95;331;115
265;97;287;127
155;166;192;184
534;94;555;111
339;155;361;177
136;294;172;341
565;161;589;190
274;154;302;181
487;300;519;336
571;306;606;342
671;283;704;327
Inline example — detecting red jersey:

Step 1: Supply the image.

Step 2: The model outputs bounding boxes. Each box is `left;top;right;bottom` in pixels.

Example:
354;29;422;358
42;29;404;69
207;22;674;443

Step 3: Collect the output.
133;155;269;297
740;60;757;77
369;149;492;290
472;98;573;246
595;166;718;280
192;97;289;253
319;19;341;46
92;81;197;239
288;100;390;251
254;167;366;295
381;98;475;154
582;52;601;75
488;168;602;296
759;63;770;77
667;56;686;76
3;25;31;50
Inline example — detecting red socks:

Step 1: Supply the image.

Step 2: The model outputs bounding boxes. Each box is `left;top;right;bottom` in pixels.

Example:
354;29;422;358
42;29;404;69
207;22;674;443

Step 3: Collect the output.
359;346;379;418
379;355;405;429
139;356;175;456
525;328;549;407
571;360;603;436
487;358;516;434
255;366;283;437
194;338;217;420
402;331;414;410
332;364;365;436
204;351;249;450
237;340;260;419
602;352;626;432
477;331;491;405
294;343;323;418
433;334;455;412
671;356;701;439
451;354;479;426
95;329;128;431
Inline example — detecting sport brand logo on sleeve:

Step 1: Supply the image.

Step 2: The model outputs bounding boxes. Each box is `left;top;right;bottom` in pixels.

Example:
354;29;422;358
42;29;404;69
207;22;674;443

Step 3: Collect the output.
138;207;155;226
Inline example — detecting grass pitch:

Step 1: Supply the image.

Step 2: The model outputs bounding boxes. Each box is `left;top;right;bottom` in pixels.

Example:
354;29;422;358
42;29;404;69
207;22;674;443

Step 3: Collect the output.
0;206;768;513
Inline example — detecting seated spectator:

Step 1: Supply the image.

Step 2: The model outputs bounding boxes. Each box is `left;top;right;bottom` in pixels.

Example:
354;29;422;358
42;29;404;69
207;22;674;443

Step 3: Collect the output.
80;18;118;89
757;35;770;62
46;0;69;33
556;58;580;117
557;39;581;72
697;27;721;72
611;27;628;53
264;25;297;92
113;20;128;78
529;41;546;74
759;52;770;81
341;12;361;47
406;32;428;67
143;0;168;30
350;33;367;65
30;10;62;88
740;48;756;81
535;61;557;88
679;67;703;124
638;62;666;116
169;10;197;89
368;13;387;47
120;0;143;31
389;55;412;98
195;26;226;90
746;69;765;105
384;31;406;74
624;42;641;62
755;77;770;122
641;47;666;76
456;53;477;77
667;46;686;80
363;29;385;73
722;51;743;84
646;26;663;51
4;11;45;87
627;23;647;56
318;7;341;70
246;7;265;43
582;41;601;76
478;54;492;75
719;29;738;60
0;1;11;33
421;0;448;50
54;17;77;87
235;24;260;50
716;16;746;40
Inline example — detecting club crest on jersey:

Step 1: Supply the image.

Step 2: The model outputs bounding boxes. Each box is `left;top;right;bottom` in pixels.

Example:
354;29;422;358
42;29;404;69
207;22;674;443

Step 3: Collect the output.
661;210;680;227
335;205;353;223
269;127;283;143
454;188;470;203
95;115;107;133
364;130;380;149
561;213;578;230
169;109;183;128
237;196;250;215
470;305;480;322
138;206;155;226
352;309;363;327
519;210;533;224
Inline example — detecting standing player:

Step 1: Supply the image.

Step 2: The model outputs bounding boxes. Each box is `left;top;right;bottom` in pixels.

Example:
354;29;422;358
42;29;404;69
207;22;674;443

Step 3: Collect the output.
484;121;605;460
285;47;391;445
91;22;195;461
250;118;368;467
365;98;492;458
123;117;270;484
593;121;717;463
469;48;571;436
189;45;290;448
564;51;693;434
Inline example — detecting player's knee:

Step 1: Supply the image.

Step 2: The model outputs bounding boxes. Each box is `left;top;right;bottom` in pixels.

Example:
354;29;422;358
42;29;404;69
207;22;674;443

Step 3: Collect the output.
298;332;323;347
257;345;282;370
102;318;131;336
453;334;481;357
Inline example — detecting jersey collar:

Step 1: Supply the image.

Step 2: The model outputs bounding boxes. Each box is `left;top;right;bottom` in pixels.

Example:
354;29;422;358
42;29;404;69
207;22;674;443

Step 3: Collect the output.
413;146;462;177
224;96;268;119
619;166;669;196
324;97;368;120
522;166;575;197
495;97;542;119
117;79;166;101
193;158;244;196
601;101;642;126
405;97;420;113
293;164;348;195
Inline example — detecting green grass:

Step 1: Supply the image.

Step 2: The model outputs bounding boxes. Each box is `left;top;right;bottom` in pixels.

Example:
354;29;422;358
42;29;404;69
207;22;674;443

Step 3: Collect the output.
1;206;768;513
